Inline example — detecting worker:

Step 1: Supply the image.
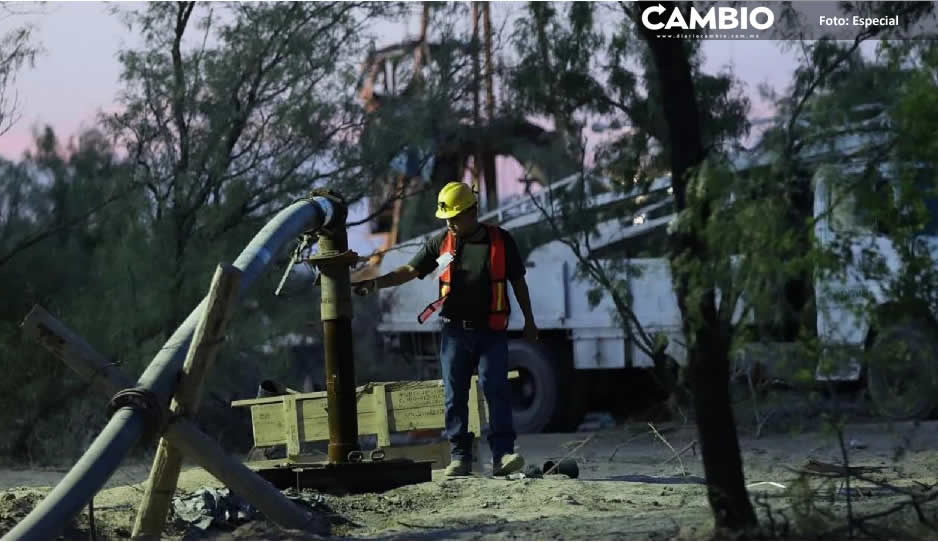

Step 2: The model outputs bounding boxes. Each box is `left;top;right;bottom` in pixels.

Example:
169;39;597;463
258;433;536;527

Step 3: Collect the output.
352;181;538;477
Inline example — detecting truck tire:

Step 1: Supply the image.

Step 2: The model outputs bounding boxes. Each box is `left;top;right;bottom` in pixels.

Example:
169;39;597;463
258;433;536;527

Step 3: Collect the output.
507;340;559;434
866;321;938;420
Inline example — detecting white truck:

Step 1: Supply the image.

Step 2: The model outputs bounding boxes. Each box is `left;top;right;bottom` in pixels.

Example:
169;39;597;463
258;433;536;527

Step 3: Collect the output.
373;133;938;432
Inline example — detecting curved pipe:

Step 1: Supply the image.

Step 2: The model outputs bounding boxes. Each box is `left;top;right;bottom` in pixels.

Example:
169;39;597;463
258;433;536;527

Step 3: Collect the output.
139;196;334;407
4;197;335;541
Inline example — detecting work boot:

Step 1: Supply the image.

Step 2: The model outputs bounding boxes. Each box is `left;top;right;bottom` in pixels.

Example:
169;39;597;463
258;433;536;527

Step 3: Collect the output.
444;459;471;477
493;453;525;476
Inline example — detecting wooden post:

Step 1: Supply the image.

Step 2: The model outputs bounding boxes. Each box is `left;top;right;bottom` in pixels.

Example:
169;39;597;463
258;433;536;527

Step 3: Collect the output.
131;264;241;540
20;304;317;532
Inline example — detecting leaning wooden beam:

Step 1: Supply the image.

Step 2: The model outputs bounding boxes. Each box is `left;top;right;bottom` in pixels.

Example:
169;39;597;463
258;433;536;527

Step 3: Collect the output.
132;264;241;540
20;305;319;533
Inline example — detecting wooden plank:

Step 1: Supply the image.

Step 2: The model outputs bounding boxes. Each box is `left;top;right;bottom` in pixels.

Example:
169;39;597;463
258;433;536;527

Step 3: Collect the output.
388;406;445;432
284;396;301;458
251;403;286;446
476;375;490;429
165;418;319;531
243;371;521;447
299;412;378;443
232;380;440;407
250;397;471;444
386;386;445;411
232;372;519;408
133;264;241;540
20;304;315;534
21;305;128;398
468;375;481;437
373;384;391;448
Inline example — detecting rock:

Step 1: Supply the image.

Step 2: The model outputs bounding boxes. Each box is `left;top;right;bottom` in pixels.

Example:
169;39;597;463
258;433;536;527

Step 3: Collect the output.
577;411;617;431
522;464;543;479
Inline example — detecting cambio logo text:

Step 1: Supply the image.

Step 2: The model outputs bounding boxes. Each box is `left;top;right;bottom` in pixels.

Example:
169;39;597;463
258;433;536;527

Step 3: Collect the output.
641;4;775;31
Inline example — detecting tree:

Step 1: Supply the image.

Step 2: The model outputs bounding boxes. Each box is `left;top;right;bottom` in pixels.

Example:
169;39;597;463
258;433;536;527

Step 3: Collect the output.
506;0;934;533
356;3;582;242
626;2;760;530
504;1;752;417
0;4;40;135
0;2;397;462
0;127;136;462
630;2;936;532
103;2;389;340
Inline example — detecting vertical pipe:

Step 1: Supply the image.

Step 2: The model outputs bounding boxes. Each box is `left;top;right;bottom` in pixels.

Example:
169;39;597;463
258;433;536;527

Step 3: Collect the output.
317;202;360;463
481;1;498;212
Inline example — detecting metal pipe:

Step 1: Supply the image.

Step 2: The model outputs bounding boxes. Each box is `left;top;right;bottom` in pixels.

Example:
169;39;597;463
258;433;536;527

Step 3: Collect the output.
137;197;335;409
20;306;317;537
2;409;143;541
316;200;360;463
4;197;334;540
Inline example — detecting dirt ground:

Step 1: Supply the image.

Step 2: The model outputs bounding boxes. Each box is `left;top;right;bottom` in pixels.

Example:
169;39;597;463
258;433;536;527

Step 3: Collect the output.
2;419;938;540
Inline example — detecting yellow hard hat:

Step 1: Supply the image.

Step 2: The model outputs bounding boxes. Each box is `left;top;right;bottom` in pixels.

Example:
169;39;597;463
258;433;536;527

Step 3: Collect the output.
435;182;477;219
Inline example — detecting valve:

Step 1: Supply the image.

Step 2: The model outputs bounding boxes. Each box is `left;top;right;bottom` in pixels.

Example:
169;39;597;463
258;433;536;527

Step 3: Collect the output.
274;233;317;296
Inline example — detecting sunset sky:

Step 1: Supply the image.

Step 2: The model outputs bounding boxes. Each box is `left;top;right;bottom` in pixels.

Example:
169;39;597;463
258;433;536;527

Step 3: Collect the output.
0;3;808;158
0;3;850;253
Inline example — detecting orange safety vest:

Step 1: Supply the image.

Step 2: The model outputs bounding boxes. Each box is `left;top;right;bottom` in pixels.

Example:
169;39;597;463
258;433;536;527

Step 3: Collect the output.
417;224;509;330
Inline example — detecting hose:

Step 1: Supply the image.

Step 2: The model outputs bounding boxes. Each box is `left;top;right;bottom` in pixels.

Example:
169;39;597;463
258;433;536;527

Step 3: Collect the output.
3;197;334;540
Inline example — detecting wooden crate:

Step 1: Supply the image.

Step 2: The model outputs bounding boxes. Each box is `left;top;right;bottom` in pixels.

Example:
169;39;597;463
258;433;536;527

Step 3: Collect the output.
232;372;518;466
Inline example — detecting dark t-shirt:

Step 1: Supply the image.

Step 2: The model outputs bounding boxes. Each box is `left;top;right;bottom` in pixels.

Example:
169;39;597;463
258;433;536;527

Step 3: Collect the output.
408;225;525;322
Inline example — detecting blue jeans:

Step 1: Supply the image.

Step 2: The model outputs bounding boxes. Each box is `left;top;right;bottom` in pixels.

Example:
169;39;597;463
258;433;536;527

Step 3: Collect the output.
440;325;516;463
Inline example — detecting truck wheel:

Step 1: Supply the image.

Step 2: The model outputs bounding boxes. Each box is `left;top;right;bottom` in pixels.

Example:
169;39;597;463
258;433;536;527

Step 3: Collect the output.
507;340;558;434
866;322;938;420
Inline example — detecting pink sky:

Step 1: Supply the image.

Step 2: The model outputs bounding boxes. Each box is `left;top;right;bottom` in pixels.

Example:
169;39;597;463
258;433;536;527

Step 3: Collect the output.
0;3;812;254
0;3;796;161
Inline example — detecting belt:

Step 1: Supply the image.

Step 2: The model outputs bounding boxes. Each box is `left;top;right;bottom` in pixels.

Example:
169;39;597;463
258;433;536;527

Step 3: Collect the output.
441;317;488;331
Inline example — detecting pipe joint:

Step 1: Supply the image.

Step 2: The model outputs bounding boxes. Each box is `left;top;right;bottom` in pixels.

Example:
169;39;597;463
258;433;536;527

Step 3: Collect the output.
305;250;359;268
311;196;335;229
108;388;165;442
305;189;348;230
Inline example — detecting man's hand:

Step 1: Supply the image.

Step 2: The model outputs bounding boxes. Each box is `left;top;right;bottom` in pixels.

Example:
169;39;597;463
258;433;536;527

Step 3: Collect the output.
523;320;539;343
352;279;378;296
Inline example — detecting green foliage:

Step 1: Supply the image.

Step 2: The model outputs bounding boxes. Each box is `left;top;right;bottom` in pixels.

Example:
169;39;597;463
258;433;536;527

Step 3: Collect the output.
0;128;137;463
503;2;750;362
0;2;399;463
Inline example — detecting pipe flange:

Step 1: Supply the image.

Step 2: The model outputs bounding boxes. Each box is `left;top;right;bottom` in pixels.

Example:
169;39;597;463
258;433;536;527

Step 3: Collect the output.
305;250;359;267
307;188;347;206
108;387;165;442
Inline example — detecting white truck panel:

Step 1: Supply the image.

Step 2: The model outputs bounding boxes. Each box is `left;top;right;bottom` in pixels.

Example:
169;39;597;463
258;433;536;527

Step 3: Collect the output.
573;333;626;369
629;259;682;328
376;238;436;331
